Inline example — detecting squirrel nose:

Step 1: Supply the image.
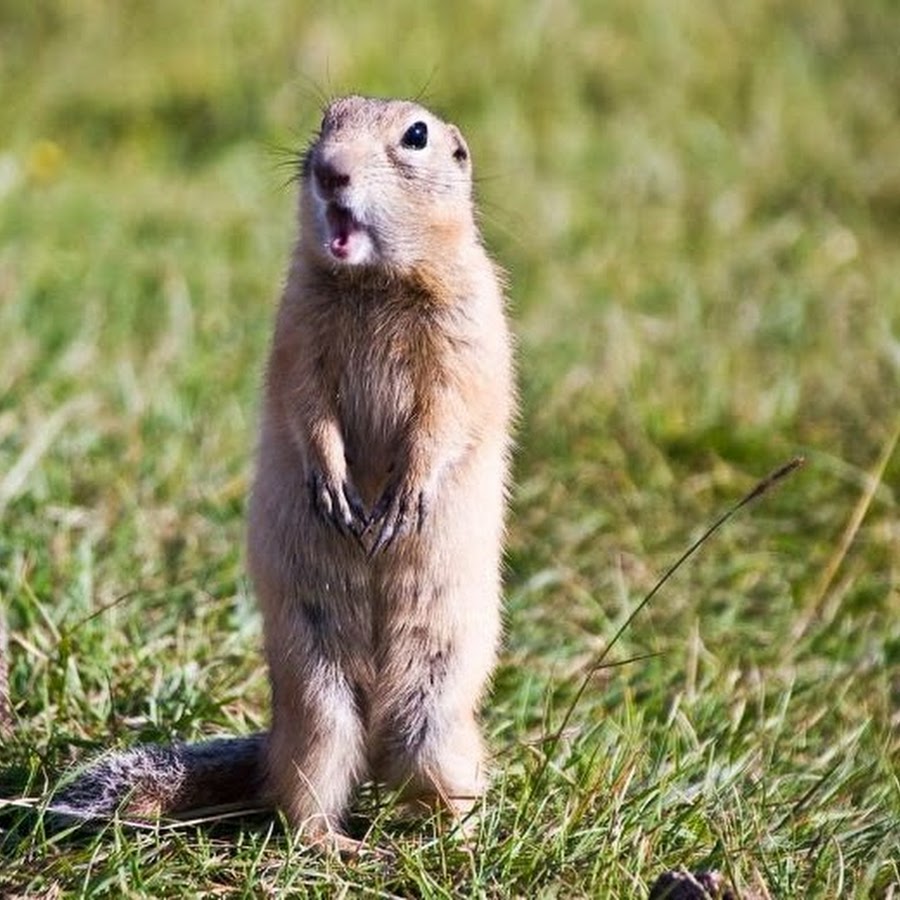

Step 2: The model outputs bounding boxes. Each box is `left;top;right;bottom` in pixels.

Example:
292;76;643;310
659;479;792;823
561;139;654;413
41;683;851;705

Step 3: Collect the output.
313;160;350;196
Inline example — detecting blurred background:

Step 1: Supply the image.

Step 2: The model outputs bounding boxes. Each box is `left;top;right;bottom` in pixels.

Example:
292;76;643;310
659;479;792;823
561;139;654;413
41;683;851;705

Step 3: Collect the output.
3;0;898;657
1;2;899;889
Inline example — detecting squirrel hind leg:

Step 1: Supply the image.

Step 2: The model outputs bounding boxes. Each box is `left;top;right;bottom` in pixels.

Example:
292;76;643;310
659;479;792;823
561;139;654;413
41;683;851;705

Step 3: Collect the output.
374;704;487;831
266;670;368;843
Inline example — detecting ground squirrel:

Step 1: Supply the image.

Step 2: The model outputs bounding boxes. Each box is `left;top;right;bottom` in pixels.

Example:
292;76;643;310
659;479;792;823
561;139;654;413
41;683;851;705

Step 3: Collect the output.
51;95;515;849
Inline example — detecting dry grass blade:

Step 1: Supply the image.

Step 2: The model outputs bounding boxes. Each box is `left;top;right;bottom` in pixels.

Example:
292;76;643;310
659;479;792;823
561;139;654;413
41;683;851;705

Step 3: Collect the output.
795;420;900;638
0;398;93;517
0;603;10;739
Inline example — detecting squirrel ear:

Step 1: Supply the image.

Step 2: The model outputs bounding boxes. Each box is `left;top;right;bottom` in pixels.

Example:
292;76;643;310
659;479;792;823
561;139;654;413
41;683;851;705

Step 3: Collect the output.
447;124;471;169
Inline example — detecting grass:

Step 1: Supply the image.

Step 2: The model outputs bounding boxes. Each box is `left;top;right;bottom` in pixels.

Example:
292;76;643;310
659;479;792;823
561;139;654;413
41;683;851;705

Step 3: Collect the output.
1;0;899;896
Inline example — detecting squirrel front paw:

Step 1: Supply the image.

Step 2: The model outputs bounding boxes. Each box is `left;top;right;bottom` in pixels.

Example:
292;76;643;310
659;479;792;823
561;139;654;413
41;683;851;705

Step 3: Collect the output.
367;474;430;556
308;467;368;537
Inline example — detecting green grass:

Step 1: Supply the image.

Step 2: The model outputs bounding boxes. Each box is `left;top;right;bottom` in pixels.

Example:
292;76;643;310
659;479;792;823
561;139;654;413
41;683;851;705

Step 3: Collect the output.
2;1;899;896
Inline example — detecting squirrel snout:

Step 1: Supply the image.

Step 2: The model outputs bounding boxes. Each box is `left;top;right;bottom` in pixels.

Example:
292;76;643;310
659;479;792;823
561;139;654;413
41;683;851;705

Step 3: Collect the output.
313;160;351;198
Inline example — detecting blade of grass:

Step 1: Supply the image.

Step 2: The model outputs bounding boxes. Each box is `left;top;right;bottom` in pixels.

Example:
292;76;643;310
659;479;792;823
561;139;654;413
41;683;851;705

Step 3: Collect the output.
794;419;900;639
0;599;10;739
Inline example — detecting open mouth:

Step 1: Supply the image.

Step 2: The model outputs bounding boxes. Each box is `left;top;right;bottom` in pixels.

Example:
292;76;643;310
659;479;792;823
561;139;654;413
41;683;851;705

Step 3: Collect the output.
325;204;367;261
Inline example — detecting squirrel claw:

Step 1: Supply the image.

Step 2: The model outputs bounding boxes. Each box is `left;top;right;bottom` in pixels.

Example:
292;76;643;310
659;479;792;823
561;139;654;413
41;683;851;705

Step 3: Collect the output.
309;470;368;537
367;482;428;556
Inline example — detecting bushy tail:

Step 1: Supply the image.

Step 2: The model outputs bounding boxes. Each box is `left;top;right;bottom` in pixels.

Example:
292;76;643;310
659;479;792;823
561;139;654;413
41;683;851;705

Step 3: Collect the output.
51;734;269;821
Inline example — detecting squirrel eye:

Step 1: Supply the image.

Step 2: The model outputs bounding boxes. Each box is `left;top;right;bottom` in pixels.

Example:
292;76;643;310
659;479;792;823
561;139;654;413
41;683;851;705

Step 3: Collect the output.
401;121;429;150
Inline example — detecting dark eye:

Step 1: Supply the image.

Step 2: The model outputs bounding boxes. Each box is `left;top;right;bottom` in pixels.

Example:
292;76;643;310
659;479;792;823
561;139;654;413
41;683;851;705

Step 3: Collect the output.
401;121;428;150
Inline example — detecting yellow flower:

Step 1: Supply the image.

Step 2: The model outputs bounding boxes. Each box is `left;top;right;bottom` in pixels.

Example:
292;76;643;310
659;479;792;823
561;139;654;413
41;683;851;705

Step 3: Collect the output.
26;139;64;184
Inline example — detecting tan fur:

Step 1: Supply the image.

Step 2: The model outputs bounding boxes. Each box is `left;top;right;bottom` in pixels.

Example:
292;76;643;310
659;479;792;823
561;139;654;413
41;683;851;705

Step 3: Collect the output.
50;97;513;847
246;96;514;841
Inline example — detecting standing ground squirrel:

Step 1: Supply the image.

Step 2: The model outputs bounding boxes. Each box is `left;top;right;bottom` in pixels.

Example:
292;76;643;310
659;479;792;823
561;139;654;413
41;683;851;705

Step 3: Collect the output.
51;95;515;850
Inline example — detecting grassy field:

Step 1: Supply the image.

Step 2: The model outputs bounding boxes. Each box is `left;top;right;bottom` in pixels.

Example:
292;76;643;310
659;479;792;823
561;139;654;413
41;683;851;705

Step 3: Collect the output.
2;1;899;896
